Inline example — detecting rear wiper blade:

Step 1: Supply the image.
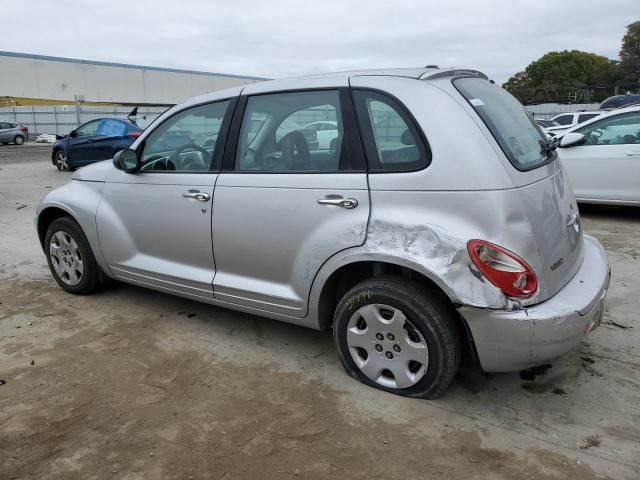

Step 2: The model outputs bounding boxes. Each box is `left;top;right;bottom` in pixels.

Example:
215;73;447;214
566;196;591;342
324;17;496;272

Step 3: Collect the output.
540;138;557;156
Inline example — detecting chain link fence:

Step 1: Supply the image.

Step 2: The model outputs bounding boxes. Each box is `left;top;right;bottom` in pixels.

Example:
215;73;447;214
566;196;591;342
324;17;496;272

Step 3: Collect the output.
0;105;169;137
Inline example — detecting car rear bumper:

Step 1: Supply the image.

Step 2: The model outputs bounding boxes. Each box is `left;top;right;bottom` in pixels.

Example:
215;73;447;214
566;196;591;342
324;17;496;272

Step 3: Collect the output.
458;235;610;372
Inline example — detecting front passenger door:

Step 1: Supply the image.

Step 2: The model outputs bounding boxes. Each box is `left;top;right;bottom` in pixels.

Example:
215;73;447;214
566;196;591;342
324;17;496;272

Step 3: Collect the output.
67;120;101;162
97;99;234;300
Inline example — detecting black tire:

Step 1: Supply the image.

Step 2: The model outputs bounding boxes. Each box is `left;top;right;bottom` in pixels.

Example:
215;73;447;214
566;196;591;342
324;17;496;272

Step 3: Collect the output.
14;135;25;145
333;276;461;399
54;150;65;171
45;217;100;295
329;138;337;150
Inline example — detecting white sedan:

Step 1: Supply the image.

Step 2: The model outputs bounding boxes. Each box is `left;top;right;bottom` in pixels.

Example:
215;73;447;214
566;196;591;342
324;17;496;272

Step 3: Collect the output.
303;121;339;150
557;106;640;206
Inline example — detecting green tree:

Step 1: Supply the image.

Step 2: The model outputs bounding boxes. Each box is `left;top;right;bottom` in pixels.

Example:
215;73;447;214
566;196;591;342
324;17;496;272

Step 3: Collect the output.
619;21;640;82
503;50;616;103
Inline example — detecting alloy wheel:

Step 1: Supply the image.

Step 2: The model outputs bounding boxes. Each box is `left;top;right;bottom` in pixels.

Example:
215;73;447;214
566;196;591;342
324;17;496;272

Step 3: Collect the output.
55;151;68;171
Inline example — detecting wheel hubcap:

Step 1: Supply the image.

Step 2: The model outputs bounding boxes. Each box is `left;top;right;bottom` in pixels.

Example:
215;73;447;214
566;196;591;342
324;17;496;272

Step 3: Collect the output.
49;231;83;286
346;304;429;389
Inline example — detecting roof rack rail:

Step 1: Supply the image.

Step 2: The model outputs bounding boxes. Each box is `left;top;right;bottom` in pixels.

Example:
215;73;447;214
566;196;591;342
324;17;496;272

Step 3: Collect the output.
420;69;487;80
614;101;640;110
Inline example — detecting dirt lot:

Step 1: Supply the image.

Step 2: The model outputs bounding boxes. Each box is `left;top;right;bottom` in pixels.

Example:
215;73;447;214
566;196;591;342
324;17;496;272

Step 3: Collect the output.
1;144;639;480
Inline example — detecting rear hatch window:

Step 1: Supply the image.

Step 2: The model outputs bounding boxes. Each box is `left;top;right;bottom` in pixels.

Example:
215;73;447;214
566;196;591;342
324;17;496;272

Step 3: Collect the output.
454;77;551;171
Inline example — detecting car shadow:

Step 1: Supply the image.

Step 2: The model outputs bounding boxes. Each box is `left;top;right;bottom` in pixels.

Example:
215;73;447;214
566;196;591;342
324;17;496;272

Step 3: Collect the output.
579;203;640;221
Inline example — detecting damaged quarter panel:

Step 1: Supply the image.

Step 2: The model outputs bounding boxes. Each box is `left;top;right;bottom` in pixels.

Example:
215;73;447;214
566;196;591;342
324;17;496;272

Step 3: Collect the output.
363;189;542;309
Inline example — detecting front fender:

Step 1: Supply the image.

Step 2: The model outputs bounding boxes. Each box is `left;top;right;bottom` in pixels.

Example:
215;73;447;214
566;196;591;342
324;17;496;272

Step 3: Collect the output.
36;180;110;275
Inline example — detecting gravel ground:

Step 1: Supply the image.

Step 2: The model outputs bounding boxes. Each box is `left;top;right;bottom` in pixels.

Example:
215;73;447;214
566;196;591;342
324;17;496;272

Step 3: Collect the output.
1;144;639;479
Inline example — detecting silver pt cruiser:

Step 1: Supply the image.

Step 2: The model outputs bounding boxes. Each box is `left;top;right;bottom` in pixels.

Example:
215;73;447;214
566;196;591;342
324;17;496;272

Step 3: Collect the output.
36;67;611;398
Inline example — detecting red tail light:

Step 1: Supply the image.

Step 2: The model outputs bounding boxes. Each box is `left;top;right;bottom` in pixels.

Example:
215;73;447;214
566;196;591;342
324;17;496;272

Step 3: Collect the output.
19;127;28;133
467;240;538;299
128;132;142;138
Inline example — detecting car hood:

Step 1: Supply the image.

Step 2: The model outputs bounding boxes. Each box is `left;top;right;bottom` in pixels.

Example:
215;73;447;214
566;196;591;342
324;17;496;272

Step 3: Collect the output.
71;160;113;182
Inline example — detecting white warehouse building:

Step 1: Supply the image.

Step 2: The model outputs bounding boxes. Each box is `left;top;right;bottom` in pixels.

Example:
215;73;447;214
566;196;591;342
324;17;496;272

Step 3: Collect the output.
0;50;266;106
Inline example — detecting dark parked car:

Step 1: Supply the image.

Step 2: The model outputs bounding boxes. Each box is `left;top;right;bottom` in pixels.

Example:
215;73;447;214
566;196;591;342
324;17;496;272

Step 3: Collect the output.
52;117;142;171
599;94;640;110
0;121;28;145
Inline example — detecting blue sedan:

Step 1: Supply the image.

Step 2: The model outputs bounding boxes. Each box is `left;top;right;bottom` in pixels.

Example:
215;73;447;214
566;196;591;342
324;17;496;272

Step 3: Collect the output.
52;118;143;171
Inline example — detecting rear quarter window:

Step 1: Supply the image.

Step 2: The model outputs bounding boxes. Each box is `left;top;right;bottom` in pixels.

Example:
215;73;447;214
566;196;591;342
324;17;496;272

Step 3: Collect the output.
578;113;599;123
352;90;430;172
553;114;574;126
454;78;550;171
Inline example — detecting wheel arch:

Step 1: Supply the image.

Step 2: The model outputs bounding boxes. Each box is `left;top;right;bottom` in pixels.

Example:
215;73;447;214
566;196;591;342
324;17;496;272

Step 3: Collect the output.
313;258;478;365
37;206;76;250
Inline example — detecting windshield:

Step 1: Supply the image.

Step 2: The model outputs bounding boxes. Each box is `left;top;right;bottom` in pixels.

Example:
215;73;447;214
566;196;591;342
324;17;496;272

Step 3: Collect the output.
454;77;551;171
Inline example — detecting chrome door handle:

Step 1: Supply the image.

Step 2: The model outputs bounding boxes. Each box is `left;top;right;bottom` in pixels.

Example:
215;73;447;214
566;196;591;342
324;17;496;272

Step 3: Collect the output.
182;191;210;202
317;197;358;209
626;151;640;156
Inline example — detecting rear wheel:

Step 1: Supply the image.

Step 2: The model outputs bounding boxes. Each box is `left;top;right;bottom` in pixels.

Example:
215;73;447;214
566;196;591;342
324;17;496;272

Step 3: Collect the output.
14;135;24;145
333;276;461;399
45;217;100;295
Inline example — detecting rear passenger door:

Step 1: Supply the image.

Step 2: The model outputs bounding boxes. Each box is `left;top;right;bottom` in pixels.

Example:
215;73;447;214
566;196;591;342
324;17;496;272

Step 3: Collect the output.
212;89;369;317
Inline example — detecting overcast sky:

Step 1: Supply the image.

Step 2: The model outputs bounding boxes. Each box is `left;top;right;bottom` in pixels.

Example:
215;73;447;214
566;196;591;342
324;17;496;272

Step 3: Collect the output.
3;0;637;83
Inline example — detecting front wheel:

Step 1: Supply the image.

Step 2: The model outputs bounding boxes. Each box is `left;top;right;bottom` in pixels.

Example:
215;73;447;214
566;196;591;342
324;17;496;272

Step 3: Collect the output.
333;277;461;399
14;135;25;145
54;150;70;171
45;217;100;294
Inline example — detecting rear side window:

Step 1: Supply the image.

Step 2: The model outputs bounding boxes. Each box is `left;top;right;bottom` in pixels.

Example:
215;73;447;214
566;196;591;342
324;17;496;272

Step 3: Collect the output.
96;119;126;137
553;114;574;126
578;113;599;123
353;90;429;172
235;90;353;172
455;78;550;171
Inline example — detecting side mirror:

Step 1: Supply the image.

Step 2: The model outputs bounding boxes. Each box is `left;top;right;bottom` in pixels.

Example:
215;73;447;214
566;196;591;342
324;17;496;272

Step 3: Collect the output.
69;130;78;138
559;132;586;148
113;149;140;173
55;134;67;140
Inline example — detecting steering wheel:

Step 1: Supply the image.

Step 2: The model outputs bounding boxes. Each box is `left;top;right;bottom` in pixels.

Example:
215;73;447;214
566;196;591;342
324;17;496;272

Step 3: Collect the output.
171;144;211;170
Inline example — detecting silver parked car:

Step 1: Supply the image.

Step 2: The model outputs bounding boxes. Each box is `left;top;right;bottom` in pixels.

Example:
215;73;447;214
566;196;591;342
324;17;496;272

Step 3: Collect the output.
36;67;610;399
557;105;640;206
0;121;28;145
